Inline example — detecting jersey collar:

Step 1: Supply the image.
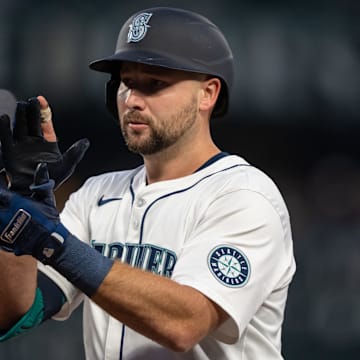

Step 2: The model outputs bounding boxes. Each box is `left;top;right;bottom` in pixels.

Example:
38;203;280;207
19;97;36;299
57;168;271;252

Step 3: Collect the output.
194;152;230;173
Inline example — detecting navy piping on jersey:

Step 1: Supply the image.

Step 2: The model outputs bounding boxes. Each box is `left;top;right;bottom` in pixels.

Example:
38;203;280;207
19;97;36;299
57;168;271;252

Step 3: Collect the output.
120;325;126;360
130;181;136;206
195;151;229;172
137;163;245;245
121;159;249;359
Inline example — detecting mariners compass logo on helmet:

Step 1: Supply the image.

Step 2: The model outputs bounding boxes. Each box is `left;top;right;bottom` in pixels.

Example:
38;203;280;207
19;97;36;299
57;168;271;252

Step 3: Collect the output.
127;12;153;43
208;245;250;287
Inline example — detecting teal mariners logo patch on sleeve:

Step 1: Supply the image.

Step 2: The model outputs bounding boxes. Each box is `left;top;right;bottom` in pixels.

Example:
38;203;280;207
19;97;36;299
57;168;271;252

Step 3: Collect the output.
208;245;250;287
127;12;153;43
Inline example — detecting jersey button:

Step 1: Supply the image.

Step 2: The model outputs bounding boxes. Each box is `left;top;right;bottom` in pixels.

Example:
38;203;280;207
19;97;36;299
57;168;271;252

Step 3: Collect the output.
136;198;146;207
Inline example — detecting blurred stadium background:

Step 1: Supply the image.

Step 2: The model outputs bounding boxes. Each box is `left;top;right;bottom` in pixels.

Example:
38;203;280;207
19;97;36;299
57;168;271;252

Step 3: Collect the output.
1;0;359;358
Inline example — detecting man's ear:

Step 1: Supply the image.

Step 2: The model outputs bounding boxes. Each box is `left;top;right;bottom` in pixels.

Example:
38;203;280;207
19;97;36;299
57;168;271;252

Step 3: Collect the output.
199;78;222;113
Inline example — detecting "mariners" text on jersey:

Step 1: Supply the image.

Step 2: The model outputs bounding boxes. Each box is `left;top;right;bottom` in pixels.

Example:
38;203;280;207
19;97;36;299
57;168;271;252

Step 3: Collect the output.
91;240;177;277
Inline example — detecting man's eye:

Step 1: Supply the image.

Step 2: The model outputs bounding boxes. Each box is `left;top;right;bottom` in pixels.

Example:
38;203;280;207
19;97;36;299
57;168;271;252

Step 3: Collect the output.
149;80;168;91
122;80;134;89
119;79;169;95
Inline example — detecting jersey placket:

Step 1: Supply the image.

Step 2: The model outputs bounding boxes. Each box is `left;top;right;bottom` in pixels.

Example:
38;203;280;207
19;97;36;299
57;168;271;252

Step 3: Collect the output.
104;192;148;359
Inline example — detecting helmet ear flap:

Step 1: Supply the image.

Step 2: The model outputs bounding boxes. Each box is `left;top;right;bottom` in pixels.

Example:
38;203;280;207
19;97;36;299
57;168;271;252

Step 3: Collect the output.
106;76;120;120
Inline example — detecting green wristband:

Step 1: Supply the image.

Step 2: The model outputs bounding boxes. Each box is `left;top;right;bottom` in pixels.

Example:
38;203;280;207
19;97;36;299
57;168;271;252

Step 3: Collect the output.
0;288;44;341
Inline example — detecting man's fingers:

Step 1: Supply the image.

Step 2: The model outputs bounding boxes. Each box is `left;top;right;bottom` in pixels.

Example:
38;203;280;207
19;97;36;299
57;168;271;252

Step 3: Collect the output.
0;180;11;206
45;138;89;190
0;114;14;148
33;163;50;186
37;95;49;110
37;95;57;142
38;95;51;123
13;101;28;139
30;163;56;207
63;138;90;165
27;97;42;137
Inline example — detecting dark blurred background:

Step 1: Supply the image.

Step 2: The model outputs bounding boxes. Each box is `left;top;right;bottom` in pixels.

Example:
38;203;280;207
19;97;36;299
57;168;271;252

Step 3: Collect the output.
1;0;359;358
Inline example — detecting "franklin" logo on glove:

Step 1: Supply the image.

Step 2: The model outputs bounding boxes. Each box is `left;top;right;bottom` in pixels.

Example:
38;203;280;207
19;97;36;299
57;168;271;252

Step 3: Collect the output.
0;209;31;244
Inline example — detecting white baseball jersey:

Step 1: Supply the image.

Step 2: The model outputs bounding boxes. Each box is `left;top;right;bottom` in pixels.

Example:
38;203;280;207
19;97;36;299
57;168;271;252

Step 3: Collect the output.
38;154;295;360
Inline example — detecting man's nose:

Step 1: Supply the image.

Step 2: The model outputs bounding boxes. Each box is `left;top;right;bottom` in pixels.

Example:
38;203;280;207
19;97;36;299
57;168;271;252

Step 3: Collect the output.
123;88;146;111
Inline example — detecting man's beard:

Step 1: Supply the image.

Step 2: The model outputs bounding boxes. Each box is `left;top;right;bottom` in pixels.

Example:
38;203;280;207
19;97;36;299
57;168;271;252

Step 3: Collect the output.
121;97;198;155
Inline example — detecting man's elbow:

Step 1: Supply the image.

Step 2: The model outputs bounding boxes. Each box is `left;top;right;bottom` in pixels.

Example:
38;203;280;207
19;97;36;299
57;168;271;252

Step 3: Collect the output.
162;324;207;353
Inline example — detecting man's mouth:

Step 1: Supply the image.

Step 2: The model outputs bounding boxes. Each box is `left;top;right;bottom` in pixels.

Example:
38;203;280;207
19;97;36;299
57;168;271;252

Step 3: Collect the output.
124;113;150;130
128;122;147;126
126;120;149;131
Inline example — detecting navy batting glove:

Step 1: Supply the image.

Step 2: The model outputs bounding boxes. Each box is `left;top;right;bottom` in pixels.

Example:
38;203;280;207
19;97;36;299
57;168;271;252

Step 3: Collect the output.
0;97;89;195
0;157;7;188
0;163;113;297
0;163;69;262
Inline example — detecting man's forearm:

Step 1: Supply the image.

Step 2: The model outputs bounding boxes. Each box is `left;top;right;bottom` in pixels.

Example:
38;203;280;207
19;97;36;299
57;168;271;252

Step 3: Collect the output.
91;261;227;352
0;252;37;329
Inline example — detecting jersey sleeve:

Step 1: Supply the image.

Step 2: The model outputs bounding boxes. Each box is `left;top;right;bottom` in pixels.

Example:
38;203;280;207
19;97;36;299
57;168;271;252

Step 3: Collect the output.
171;189;295;344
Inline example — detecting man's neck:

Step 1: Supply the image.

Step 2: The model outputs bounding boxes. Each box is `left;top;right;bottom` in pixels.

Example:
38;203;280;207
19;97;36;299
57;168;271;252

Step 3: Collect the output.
143;142;220;185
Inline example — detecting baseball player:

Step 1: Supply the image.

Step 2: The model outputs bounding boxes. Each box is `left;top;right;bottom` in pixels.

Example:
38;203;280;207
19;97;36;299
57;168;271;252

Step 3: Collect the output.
0;7;296;360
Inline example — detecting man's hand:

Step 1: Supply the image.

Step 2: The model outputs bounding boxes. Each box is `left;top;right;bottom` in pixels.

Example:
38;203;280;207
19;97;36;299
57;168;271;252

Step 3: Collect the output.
0;96;89;195
0;163;69;262
0;163;113;297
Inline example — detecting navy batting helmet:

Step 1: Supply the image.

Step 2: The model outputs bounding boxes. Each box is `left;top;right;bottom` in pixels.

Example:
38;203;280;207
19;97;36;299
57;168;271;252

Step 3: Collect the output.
89;7;234;118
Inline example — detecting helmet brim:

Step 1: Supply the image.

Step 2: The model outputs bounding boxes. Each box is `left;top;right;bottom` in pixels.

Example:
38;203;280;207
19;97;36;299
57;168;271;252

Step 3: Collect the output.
89;49;224;77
